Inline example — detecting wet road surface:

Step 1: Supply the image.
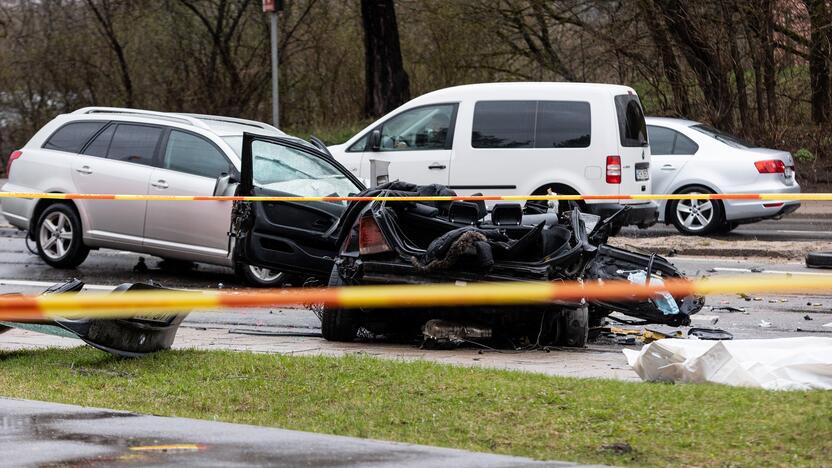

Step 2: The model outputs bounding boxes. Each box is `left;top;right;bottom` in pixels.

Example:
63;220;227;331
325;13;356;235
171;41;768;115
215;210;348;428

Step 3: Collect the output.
0;399;574;467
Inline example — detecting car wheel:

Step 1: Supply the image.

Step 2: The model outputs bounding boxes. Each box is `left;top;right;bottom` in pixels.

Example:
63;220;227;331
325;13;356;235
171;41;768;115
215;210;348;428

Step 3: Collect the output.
557;305;588;348
669;187;723;235
35;204;89;268
235;262;291;288
320;265;359;342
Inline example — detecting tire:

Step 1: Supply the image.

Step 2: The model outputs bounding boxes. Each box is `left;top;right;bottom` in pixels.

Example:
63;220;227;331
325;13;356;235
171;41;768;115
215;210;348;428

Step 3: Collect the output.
668;187;723;236
235;262;292;288
320;265;359;342
806;252;832;269
35;204;89;268
557;305;588;348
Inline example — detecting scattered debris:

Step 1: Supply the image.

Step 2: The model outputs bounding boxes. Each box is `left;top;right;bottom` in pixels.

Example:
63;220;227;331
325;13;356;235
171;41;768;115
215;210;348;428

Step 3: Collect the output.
759;320;773;328
422;319;492;348
753;297;763;301
710;306;745;313
690;314;719;325
824;322;832;328
688;328;734;340
0;279;188;357
804;315;813;321
624;337;832;390
750;267;765;273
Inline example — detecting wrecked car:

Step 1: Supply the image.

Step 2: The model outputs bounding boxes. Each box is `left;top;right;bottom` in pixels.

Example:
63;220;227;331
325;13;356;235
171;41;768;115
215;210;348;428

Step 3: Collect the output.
0;279;188;357
230;133;704;346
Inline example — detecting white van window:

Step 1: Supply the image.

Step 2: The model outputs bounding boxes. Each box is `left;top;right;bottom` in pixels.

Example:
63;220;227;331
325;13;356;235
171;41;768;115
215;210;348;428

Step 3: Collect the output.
378;104;455;151
472;101;535;148
472;101;591;149
614;94;648;147
536;101;591;148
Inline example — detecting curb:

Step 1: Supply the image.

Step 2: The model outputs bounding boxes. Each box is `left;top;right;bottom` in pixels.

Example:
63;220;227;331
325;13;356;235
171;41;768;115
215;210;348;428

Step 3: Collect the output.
643;246;803;260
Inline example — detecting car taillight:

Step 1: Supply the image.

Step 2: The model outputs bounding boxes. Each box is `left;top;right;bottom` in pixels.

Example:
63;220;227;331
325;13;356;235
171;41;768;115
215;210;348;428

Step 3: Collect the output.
606;155;621;184
5;150;22;177
754;159;786;174
359;215;392;255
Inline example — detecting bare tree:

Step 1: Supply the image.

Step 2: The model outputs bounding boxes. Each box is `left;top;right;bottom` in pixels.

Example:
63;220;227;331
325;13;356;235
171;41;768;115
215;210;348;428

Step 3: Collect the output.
84;0;135;107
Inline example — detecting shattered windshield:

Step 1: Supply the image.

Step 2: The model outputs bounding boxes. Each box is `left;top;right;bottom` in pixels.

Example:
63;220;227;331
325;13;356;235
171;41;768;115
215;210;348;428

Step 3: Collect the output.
250;140;359;199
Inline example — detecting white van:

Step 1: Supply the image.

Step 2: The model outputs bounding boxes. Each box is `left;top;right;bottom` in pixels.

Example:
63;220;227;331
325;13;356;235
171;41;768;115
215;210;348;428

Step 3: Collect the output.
329;82;658;228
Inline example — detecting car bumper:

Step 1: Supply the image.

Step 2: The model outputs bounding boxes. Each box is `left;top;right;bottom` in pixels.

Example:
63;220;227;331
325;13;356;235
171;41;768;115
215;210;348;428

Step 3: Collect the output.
0;182;35;230
722;182;801;223
584;201;658;228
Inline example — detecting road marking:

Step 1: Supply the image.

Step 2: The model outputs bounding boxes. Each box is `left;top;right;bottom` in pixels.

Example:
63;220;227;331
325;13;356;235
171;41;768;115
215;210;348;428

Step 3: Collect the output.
711;267;832;276
775;229;827;235
0;279;114;290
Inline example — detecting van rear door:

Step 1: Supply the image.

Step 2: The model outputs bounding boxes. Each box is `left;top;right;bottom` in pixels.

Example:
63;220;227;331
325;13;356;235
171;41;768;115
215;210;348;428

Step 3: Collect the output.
613;94;651;203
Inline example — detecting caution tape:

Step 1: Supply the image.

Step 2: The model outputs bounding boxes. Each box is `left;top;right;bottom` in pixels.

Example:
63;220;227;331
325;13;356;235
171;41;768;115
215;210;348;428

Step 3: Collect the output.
0;275;829;322
0;191;825;203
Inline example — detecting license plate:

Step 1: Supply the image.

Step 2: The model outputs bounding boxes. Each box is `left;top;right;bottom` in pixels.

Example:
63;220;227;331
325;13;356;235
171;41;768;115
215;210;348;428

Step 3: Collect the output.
636;168;650;181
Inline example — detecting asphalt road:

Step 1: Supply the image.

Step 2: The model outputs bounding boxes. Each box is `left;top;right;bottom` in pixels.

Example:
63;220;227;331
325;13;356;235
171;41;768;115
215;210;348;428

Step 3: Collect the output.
621;214;832;241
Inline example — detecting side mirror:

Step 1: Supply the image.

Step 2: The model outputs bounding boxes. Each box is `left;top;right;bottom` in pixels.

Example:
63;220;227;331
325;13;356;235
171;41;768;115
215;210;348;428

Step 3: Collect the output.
370;129;381;151
213;173;239;196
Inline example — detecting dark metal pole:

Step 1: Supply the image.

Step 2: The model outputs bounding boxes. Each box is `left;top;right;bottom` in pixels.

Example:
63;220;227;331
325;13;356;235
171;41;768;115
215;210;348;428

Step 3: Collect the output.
270;11;279;127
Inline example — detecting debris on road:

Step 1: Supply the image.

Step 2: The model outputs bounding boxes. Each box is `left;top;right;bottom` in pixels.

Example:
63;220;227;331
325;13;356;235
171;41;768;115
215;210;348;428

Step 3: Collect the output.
710;306;745;313
759;320;773;328
804;315;813;321
623;337;832;390
422;319;492;348
690;314;719;325
0;279;188;357
688;328;734;340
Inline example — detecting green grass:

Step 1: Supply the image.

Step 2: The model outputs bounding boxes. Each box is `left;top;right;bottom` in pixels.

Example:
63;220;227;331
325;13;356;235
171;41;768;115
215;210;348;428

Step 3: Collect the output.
0;348;829;466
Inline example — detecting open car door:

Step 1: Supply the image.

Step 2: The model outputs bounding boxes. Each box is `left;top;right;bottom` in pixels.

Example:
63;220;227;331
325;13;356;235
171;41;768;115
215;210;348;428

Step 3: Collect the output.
231;133;365;279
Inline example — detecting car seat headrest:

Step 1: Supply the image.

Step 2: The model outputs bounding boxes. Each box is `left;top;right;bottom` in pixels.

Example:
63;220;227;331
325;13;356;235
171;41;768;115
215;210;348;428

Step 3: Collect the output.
449;201;481;225
491;203;523;226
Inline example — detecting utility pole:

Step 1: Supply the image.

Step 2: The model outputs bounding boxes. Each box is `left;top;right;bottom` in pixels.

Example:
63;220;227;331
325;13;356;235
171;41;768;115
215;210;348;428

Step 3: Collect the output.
263;0;284;127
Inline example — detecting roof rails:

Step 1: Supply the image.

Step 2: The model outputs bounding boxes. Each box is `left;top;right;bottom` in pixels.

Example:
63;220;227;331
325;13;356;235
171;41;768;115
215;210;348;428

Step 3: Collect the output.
179;113;282;134
72;107;211;130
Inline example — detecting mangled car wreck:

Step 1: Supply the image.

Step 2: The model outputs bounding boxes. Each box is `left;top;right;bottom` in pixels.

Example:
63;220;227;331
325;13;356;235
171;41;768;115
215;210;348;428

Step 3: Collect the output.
230;133;705;347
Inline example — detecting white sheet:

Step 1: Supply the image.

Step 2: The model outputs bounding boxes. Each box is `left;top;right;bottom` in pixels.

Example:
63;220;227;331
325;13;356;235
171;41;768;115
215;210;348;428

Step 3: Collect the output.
623;337;832;390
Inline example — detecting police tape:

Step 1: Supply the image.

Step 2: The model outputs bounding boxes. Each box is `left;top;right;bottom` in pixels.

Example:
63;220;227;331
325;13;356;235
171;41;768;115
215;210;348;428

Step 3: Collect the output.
0;191;827;203
0;274;829;321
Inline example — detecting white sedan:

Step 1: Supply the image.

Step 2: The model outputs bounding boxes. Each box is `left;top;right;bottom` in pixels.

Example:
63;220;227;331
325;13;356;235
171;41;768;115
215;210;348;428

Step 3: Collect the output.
647;117;800;235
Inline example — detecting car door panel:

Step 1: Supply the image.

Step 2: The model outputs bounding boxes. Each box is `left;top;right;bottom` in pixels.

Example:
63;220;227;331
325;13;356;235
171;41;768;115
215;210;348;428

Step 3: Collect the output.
142;130;236;262
232;133;364;278
143;168;232;261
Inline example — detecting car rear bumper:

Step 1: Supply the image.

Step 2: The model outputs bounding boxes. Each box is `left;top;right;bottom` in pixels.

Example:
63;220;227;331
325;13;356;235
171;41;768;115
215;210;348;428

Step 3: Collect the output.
584;201;658;228
723;182;801;222
0;182;36;230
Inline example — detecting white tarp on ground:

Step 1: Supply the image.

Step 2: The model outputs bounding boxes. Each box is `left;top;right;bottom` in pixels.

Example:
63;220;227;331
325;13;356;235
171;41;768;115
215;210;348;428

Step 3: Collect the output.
623;337;832;390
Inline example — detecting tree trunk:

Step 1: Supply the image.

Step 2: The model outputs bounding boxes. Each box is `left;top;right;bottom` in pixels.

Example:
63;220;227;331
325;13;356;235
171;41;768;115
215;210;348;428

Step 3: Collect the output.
762;0;777;122
724;1;750;131
655;0;734;130
640;0;690;116
361;0;410;118
806;0;831;123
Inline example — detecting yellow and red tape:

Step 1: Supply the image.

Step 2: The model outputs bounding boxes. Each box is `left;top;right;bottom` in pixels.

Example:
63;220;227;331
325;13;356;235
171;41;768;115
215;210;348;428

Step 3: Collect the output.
0;275;829;322
0;192;826;202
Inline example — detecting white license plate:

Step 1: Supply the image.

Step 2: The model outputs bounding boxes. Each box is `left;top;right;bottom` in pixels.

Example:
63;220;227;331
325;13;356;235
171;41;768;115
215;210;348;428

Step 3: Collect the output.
636;168;650;181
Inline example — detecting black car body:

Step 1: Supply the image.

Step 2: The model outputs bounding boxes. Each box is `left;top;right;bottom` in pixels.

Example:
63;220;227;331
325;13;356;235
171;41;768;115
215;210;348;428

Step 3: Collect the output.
231;133;704;345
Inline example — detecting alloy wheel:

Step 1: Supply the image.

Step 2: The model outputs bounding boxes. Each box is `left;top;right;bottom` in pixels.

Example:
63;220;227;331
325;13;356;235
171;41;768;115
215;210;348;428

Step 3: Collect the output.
675;192;715;232
38;211;74;260
248;265;284;283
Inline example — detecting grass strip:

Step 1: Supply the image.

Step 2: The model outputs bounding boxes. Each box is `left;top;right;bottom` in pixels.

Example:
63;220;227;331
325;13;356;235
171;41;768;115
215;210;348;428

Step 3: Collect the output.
0;347;828;466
